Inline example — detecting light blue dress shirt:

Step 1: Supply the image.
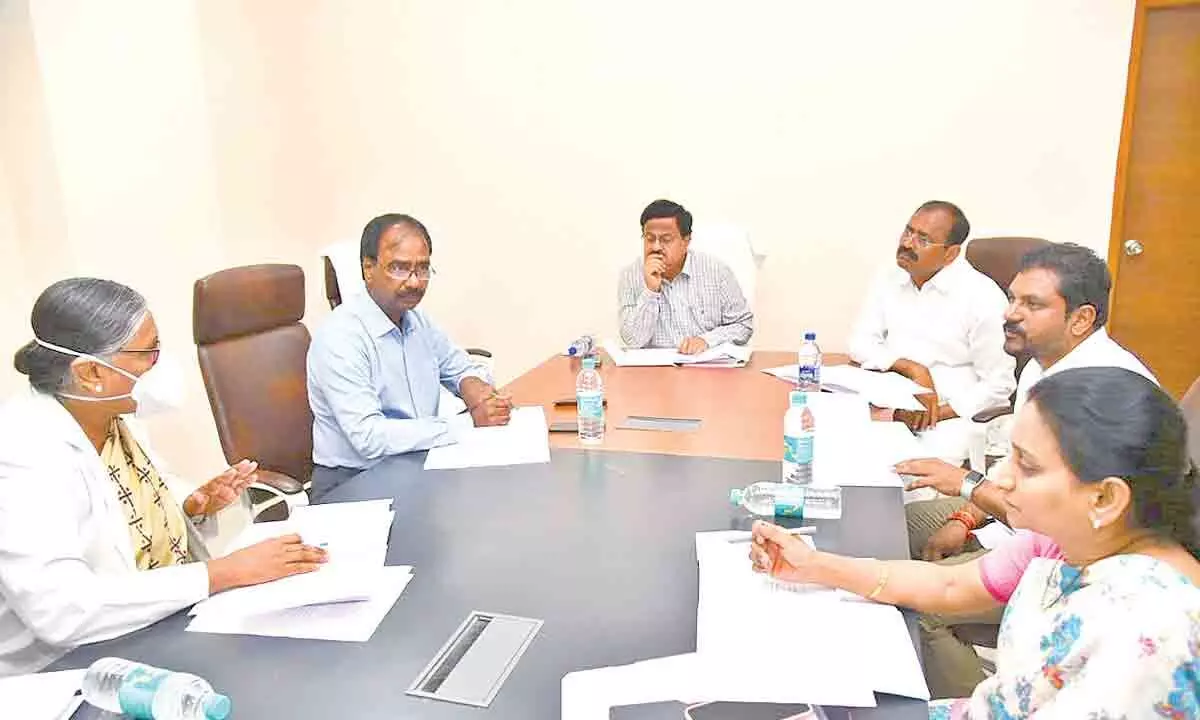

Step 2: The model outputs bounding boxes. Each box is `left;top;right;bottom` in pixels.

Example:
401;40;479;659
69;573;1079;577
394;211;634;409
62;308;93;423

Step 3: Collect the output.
307;293;489;469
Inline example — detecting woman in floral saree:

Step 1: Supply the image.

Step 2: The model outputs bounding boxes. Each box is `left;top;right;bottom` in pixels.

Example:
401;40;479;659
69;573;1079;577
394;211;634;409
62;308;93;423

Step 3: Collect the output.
751;367;1200;718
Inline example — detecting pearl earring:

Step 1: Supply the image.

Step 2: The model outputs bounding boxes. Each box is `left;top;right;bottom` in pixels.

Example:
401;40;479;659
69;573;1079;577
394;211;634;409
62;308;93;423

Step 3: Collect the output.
1091;515;1102;530
95;384;103;392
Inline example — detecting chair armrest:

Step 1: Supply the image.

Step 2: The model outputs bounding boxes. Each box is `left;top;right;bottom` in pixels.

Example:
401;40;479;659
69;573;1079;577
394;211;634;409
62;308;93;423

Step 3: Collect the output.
972;404;1015;424
252;469;305;494
465;347;492;358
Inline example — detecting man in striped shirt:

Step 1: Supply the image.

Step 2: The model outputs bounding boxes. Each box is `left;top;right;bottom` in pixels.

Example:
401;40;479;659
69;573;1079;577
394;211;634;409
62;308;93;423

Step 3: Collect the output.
617;199;754;353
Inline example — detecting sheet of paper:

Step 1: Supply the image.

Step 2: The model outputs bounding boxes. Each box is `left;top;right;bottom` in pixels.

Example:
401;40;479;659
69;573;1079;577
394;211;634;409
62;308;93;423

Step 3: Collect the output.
837;603;931;700
562;651;876;720
694;532;928;701
974;520;1016;550
679;343;752;366
222;499;394;569
803;400;907;488
761;363;800;383
603;340;750;367
819;366;928;411
424;405;550;470
0;669;86;720
865;421;926;465
191;564;387;618
187;566;413;642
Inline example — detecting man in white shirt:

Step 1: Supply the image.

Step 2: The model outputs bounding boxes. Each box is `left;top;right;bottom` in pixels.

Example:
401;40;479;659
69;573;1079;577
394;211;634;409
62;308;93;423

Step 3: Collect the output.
849;201;1015;476
899;242;1157;699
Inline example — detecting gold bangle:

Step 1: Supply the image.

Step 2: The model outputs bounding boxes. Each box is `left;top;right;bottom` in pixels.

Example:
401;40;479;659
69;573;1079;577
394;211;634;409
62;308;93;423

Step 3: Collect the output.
867;562;890;601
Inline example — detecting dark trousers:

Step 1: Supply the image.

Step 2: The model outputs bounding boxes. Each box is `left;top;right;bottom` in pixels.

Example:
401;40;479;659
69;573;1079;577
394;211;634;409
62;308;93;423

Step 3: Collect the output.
310;465;363;503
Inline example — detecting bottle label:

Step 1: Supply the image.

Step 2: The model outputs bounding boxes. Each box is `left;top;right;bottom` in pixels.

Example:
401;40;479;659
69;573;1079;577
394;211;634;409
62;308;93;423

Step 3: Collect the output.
773;486;807;518
783;434;814;464
797;365;820;385
577;390;604;421
118;667;169;720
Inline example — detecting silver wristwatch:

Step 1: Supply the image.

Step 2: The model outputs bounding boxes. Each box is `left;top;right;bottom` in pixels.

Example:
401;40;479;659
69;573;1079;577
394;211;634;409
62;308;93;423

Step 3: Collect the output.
960;470;985;501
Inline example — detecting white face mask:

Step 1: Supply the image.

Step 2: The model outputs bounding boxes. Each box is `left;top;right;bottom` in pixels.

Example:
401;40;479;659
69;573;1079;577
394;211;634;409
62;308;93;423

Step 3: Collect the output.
34;337;187;417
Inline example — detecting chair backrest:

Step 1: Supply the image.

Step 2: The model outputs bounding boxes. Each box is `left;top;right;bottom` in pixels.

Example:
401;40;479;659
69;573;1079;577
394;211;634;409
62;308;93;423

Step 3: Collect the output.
322;241;364;310
688;223;757;310
964;237;1050;389
1182;374;1200;468
964;236;1051;294
324;256;342;309
193;264;313;485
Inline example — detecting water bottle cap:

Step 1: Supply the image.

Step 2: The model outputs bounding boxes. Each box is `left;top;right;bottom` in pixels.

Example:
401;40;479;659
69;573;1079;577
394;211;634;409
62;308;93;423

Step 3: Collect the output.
789;391;807;407
582;357;597;370
804;331;816;341
567;346;578;356
204;693;232;720
729;488;744;505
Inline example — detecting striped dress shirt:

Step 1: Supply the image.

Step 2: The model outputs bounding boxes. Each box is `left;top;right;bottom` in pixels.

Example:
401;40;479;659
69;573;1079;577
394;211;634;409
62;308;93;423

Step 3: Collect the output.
618;250;754;348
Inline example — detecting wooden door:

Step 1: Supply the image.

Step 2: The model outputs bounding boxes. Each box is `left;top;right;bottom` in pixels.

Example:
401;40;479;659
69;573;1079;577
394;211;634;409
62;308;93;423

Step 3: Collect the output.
1108;0;1200;398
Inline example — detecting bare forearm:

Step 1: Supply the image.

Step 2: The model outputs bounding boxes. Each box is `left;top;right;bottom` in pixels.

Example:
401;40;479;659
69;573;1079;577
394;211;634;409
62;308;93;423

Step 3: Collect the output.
808;551;994;616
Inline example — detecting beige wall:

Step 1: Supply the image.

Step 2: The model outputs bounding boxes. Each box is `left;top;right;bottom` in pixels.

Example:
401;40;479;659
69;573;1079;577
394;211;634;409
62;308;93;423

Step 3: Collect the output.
0;0;1135;480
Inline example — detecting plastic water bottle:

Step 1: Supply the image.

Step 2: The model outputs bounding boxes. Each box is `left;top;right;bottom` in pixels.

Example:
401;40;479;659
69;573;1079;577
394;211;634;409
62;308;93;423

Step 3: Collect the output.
782;391;815;485
566;335;595;357
729;481;843;520
81;657;232;720
797;331;822;391
576;356;604;444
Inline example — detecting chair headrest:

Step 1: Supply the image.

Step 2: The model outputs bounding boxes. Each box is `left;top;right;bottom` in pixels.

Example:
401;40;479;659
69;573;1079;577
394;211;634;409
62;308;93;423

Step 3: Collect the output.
965;237;1051;292
194;264;305;345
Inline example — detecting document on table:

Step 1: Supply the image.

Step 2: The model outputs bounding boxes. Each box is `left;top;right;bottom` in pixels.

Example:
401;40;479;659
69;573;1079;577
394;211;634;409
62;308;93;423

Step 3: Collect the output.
0;669;85;720
225;499;395;568
603;340;751;367
194;499;396;618
819;365;929;411
187;566;413;642
424;405;550;470
814;421;924;488
561;651;877;720
694;531;929;702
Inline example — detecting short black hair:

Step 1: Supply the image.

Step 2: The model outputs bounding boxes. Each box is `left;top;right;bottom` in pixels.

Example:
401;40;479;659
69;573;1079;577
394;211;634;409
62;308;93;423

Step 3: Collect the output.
1017;242;1110;327
639;199;692;237
360;213;432;262
916;200;970;246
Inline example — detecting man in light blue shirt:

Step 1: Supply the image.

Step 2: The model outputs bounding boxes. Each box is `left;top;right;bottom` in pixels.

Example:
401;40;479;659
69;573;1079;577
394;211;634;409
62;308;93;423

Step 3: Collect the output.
307;213;511;497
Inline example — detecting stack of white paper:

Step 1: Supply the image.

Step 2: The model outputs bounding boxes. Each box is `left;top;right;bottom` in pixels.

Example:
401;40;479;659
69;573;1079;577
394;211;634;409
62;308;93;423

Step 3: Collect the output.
695;531;927;700
604;341;751;367
562;532;929;717
187;499;410;642
820;365;930;411
762;364;930;411
424;405;551;470
0;669;85;720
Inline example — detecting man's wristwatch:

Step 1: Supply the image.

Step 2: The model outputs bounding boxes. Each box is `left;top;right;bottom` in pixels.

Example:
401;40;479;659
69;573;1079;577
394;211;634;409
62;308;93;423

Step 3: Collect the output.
960;470;985;501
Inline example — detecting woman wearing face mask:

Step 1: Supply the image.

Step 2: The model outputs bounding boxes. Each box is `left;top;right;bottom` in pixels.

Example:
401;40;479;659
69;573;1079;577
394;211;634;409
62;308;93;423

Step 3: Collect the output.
751;367;1200;718
0;278;327;676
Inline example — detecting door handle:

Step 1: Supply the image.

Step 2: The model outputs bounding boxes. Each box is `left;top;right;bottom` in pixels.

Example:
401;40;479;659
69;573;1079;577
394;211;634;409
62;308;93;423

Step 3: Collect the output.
1124;239;1145;257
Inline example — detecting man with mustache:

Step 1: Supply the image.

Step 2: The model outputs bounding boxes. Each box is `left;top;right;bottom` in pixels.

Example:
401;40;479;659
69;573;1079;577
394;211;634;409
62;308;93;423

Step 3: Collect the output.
849;200;1015;481
306;213;510;499
618;199;753;353
900;242;1156;698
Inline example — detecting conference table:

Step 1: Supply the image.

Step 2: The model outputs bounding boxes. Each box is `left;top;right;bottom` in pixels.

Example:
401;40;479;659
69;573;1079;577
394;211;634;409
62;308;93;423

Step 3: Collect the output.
57;351;929;719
